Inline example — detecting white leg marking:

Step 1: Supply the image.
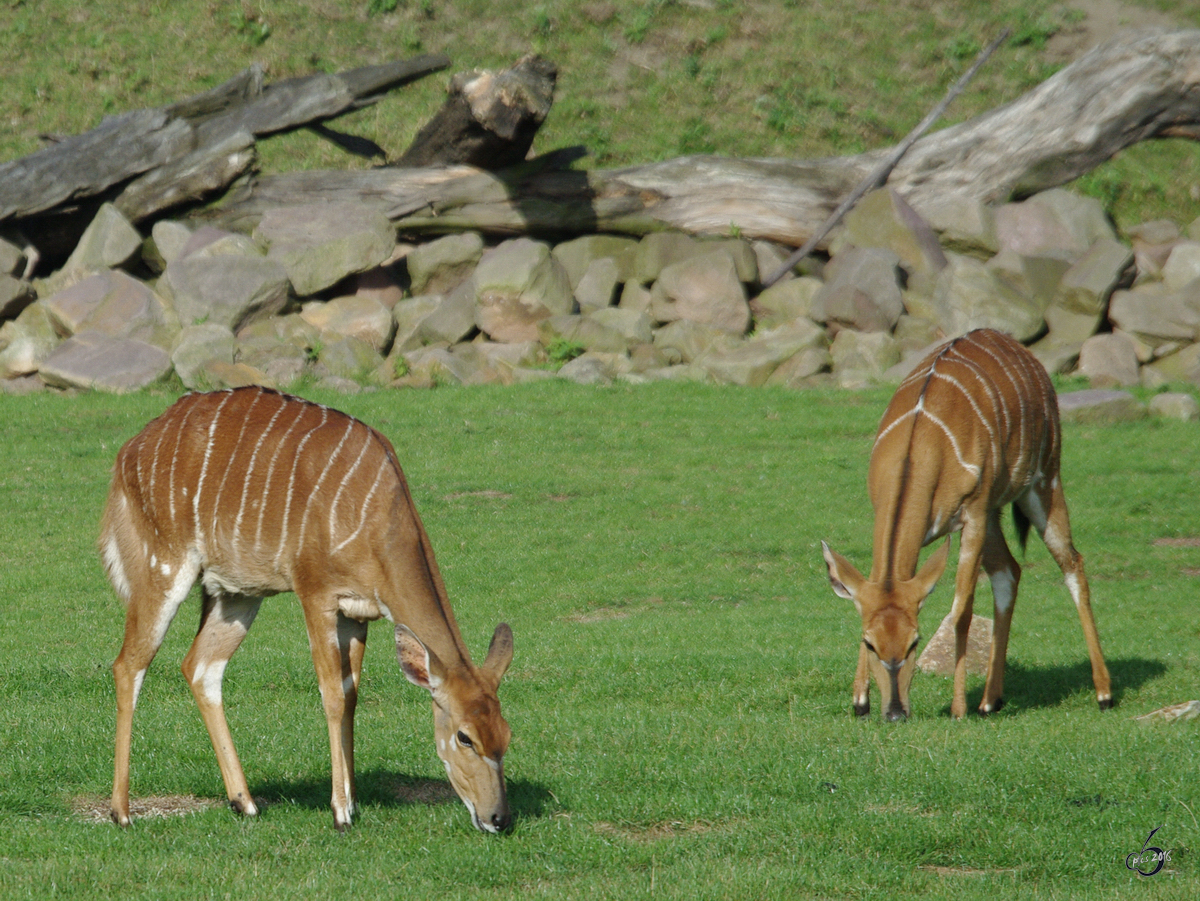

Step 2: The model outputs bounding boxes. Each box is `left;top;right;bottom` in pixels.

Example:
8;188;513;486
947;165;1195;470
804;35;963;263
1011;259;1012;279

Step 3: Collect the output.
102;535;132;602
991;568;1016;615
1064;572;1083;609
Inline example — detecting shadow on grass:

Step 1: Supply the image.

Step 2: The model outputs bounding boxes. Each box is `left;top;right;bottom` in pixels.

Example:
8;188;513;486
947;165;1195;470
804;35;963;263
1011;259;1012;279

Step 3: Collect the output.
950;656;1167;716
253;770;554;821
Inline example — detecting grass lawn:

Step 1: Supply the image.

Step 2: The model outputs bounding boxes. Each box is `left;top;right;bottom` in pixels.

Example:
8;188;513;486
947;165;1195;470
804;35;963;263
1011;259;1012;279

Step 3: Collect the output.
0;380;1196;899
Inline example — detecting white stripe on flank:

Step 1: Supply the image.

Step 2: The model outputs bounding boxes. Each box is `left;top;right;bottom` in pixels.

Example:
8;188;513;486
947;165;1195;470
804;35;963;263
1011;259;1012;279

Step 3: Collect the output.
210;387;265;550
146;406;176;524
296;418;356;552
331;456;390;554
920;409;982;477
254;399;308;553
930;370;999;464
192;390;236;555
274;407;330;568
328;427;374;544
167;402;199;522
232;392;288;558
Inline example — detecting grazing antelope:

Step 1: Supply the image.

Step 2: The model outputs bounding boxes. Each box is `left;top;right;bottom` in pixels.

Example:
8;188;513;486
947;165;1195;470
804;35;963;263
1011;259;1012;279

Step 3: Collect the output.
100;386;514;832
822;329;1112;721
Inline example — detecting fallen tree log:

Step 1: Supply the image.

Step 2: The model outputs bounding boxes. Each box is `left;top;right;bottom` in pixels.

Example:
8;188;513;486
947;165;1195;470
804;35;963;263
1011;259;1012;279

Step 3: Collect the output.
0;54;450;224
201;28;1200;247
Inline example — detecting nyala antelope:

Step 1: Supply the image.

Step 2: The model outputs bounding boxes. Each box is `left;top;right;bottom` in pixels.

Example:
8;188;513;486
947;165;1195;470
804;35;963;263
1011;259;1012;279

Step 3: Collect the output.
100;386;514;832
822;329;1112;721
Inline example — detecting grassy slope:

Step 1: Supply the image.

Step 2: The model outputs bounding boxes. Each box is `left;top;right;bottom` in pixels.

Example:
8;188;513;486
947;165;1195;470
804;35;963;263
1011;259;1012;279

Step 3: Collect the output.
0;382;1196;899
1;1;1199;229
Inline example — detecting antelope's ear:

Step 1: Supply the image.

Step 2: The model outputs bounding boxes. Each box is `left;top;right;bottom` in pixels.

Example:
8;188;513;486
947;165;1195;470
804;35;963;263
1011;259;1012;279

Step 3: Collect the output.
481;623;513;686
912;538;951;610
822;541;865;614
396;624;446;694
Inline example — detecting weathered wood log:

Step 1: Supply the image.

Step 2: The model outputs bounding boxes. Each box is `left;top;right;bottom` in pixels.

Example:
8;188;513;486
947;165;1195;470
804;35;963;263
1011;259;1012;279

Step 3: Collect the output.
396;55;557;169
202;29;1200;248
0;55;450;224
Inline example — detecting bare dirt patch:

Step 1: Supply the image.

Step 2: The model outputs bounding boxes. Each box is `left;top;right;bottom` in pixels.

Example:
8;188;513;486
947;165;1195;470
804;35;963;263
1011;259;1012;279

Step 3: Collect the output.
593;819;721;843
72;794;223;824
1046;0;1182;63
442;489;512;501
1153;537;1200;548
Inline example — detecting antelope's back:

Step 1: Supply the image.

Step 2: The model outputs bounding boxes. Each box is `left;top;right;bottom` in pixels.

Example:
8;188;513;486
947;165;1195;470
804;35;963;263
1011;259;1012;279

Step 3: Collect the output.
876;329;1059;500
105;387;404;588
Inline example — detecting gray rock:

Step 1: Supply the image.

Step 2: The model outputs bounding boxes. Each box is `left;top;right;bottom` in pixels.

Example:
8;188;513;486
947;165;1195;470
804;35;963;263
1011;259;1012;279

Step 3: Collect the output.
811;247;904;333
916;613;993;677
910;253;1048;342
843;188;948;295
172;324;237;390
1141;343;1200;387
749;277;821;329
300;295;395;353
38;331;171;393
653;319;735;363
41;270;179;349
0;303;60;378
313;334;384;383
994;188;1115;260
160;253;291;332
474;238;574;342
650;249;750;334
633;232;702;282
537;314;630;354
1057;388;1146;423
61;203;143;275
392;295;445;351
913;194;999;258
1161;242;1200;290
557;352;628;385
0;237;26;276
1148;392;1200;420
1077;332;1140;387
149;220;194;269
254;202;396;297
695;319;826;387
764;346;833;387
1056;237;1134;315
829;330;901;388
0;273;35;320
552;234;639;286
1108;283;1200;345
178;226;256;260
406;232;485;296
574;257;621;313
617;280;652;314
410;281;479;347
588;307;654;345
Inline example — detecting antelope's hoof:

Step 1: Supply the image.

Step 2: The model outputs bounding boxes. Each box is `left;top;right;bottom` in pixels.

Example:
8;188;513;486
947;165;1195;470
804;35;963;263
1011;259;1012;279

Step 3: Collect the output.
853;702;870;718
1098;696;1114;711
979;697;1005;716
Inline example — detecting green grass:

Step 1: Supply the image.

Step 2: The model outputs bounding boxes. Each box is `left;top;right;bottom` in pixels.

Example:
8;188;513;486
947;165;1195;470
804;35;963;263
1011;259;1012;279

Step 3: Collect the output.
2;1;1199;229
0;381;1197;898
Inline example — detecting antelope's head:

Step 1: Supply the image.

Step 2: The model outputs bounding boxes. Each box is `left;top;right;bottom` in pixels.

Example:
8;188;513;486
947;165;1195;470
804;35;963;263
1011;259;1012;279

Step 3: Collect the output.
396;623;514;833
821;540;949;721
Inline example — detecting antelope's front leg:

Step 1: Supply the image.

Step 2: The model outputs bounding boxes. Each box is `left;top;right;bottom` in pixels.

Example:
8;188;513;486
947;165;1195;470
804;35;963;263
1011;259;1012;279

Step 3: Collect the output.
852;641;871;717
948;521;986;719
302;603;366;831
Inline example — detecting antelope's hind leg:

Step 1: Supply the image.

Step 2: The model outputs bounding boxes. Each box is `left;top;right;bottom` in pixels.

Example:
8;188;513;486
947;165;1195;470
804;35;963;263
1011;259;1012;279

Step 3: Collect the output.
107;540;201;827
1022;479;1113;709
181;586;264;817
979;509;1020;715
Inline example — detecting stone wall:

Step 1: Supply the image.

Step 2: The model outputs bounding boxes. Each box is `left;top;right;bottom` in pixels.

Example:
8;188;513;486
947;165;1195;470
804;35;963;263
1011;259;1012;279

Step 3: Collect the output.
0;187;1197;420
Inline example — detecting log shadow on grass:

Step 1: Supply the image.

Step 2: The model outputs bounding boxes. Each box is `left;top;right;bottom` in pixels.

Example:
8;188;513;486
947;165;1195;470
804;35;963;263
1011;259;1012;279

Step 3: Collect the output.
252;770;554;821
946;656;1167;716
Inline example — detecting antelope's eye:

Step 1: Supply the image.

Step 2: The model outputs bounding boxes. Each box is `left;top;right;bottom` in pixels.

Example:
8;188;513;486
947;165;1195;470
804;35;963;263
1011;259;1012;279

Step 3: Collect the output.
456;730;474;749
863;639;877;655
908;637;921;655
